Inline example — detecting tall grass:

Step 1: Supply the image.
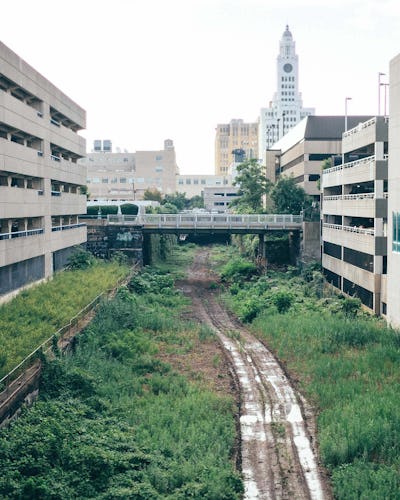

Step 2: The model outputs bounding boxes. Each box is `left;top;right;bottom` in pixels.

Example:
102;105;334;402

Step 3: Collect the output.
0;261;129;378
216;246;400;499
0;263;242;498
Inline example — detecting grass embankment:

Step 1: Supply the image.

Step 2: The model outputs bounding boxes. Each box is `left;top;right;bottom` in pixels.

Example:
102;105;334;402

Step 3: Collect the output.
214;245;400;499
0;245;243;499
0;260;129;378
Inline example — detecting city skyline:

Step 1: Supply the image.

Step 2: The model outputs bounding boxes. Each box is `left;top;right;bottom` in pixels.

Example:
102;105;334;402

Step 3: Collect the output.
1;0;399;174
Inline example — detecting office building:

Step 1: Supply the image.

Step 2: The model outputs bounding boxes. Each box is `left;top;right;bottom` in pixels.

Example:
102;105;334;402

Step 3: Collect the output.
82;139;179;202
0;42;86;301
176;174;232;198
259;26;315;164
215;119;258;175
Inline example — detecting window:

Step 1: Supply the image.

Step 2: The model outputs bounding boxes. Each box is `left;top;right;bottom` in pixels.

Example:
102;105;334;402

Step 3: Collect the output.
393;212;400;252
186;179;191;185
120;178;127;183
156;155;162;161
102;178;108;183
155;166;163;172
324;242;341;259
343;247;373;272
178;179;184;185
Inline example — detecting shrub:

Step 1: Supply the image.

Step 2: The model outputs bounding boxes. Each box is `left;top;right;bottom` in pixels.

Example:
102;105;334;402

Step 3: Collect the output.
67;248;96;270
341;296;361;317
220;258;258;282
271;290;293;314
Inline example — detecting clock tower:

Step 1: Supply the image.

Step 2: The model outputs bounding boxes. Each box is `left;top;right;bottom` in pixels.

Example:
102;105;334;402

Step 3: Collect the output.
259;26;315;163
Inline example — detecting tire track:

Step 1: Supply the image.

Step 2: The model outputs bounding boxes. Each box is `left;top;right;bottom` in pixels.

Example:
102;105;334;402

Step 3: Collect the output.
180;249;327;500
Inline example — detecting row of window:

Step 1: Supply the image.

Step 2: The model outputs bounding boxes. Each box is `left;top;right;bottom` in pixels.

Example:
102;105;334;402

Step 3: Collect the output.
177;179;229;186
281;76;295;82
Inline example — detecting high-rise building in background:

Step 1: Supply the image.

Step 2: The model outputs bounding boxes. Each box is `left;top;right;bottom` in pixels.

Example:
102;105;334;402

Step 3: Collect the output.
259;26;315;164
214;119;258;175
0;41;87;302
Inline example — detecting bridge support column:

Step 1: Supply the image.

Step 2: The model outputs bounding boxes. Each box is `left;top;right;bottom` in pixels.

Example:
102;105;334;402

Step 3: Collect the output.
257;234;267;272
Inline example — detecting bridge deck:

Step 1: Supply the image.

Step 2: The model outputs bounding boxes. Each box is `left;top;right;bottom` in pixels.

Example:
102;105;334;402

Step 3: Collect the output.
106;214;303;234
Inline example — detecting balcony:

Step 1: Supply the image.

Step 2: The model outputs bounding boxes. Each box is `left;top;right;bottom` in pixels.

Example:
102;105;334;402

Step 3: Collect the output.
0;186;46;218
323;155;378;187
323;193;374;217
0;230;45;267
0;228;44;240
323;223;375;254
50;223;86;252
50;192;86;215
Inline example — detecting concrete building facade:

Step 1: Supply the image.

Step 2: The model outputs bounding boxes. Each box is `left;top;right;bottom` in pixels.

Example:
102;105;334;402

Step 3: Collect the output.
215;119;258;175
387;53;400;327
0;42;86;300
203;186;239;213
266;115;373;198
321;116;388;315
259;26;315;165
82;139;179;202
176;174;232;198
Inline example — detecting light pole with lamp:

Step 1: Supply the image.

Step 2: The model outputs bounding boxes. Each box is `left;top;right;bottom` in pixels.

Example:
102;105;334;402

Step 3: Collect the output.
344;96;352;132
343;97;352;165
378;72;385;115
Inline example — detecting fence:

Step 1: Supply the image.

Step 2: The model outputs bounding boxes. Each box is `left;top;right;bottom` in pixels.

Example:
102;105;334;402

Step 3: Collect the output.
0;269;135;406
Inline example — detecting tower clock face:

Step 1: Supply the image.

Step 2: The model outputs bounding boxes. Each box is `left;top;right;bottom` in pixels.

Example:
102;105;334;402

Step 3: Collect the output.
283;63;293;73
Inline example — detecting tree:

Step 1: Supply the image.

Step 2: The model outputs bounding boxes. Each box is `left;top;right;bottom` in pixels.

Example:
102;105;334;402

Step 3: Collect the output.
230;159;271;213
162;192;188;211
188;195;204;209
270;176;311;214
143;189;162;202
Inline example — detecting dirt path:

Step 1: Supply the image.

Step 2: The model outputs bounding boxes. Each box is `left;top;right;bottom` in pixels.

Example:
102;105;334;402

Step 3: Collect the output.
178;248;328;500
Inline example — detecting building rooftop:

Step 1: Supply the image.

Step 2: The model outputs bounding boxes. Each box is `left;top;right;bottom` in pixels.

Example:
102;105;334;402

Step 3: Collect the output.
270;115;374;153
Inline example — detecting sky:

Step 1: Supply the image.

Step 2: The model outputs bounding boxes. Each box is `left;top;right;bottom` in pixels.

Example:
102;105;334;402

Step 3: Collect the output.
1;0;399;174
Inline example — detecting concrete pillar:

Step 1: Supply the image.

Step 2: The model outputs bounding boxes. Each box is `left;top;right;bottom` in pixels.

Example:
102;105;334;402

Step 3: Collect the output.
375;141;384;161
375;179;384;198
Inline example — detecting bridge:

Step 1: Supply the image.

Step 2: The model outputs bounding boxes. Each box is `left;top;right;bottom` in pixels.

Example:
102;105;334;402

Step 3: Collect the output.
106;213;303;234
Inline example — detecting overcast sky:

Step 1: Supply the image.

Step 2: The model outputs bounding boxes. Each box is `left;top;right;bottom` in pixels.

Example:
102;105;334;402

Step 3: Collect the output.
2;0;399;174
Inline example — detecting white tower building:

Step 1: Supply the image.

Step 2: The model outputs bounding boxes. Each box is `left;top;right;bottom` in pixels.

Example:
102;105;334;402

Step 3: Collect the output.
259;26;315;164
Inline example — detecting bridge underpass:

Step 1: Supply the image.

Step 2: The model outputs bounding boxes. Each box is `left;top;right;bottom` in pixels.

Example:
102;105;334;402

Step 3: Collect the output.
84;213;322;266
97;213;305;266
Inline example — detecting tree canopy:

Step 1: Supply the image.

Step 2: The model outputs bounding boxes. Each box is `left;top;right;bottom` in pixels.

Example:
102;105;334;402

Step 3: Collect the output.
270;176;311;214
230;159;271;213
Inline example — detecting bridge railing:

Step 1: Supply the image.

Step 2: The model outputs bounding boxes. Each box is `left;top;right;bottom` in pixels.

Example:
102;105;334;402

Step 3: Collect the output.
107;213;303;228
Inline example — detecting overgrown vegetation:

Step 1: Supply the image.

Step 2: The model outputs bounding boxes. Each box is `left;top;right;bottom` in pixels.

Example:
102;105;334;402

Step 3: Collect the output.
214;245;400;499
0;259;129;378
0;263;242;499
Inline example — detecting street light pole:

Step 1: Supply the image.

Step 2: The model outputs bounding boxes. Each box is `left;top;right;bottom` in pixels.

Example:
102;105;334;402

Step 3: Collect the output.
345;96;352;132
343;97;352;165
378;72;385;115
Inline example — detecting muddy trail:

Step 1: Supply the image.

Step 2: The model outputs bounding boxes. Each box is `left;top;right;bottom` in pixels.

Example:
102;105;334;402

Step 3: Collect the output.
178;248;329;500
